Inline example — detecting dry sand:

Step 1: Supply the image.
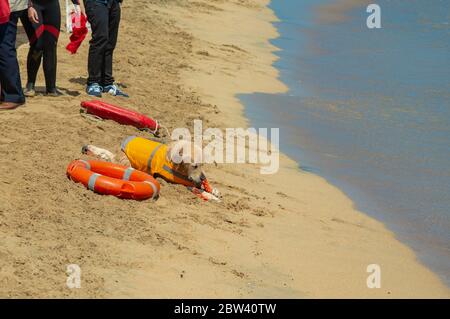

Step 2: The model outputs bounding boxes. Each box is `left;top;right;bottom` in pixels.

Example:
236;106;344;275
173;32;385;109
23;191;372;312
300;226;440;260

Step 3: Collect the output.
0;0;448;298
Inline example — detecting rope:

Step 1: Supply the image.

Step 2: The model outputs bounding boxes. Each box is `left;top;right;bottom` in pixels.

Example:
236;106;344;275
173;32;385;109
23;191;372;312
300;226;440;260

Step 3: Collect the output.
79;108;103;122
142;122;170;139
160;125;170;138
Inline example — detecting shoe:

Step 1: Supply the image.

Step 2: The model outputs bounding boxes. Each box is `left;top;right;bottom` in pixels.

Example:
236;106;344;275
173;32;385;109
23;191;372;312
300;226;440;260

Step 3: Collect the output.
24;83;36;97
46;88;63;97
86;83;103;97
0;101;25;110
103;84;129;97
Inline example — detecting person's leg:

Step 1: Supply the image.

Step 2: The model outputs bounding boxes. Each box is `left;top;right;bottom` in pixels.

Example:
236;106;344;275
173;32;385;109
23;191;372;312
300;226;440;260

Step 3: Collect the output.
20;7;44;96
102;0;121;87
24;35;43;86
0;22;5;102
84;0;109;86
0;11;25;105
102;0;127;97
41;0;61;94
0;22;6;43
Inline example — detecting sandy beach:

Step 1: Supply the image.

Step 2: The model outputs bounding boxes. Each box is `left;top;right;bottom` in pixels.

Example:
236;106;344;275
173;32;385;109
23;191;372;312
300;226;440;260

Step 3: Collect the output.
0;0;448;298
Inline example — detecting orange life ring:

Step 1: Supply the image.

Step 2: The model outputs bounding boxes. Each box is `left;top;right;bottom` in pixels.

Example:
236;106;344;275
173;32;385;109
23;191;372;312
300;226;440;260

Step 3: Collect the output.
67;160;160;200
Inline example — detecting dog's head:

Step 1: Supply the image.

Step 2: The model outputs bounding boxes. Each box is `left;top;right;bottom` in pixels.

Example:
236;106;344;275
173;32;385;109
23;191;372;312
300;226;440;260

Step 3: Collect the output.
167;140;207;187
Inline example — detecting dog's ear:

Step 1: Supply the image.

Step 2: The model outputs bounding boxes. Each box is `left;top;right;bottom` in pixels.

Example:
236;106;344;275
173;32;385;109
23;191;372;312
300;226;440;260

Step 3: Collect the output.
168;140;188;164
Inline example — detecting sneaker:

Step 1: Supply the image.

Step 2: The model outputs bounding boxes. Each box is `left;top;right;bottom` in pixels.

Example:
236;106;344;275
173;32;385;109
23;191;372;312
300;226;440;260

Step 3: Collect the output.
86;83;103;97
103;84;129;97
24;83;36;97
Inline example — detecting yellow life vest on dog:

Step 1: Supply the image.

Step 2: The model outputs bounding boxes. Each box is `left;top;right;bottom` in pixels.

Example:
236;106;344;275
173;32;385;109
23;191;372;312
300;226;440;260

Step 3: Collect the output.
121;136;194;187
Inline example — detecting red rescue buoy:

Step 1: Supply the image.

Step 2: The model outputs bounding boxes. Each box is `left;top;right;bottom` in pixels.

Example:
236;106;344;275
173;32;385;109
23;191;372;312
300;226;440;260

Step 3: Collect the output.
80;100;160;134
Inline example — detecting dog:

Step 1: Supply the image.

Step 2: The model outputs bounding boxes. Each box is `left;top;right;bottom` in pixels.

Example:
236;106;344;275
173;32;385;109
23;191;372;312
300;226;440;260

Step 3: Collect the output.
82;136;220;199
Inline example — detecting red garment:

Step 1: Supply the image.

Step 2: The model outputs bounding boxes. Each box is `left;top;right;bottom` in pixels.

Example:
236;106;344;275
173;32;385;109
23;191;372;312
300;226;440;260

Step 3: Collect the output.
0;0;10;25
66;13;88;54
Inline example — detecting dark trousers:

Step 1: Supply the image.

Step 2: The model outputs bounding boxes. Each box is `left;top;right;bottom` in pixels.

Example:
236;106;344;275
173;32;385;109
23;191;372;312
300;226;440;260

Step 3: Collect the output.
21;0;61;91
84;0;121;86
0;10;25;103
0;22;6;43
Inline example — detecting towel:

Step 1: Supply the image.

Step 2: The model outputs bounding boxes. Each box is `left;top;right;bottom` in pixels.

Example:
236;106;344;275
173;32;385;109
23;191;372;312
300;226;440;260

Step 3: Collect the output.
66;12;88;54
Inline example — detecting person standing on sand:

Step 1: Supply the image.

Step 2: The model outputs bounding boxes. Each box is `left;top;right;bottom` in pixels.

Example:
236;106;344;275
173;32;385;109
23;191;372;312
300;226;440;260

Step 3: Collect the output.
22;0;80;97
0;0;27;110
79;0;128;98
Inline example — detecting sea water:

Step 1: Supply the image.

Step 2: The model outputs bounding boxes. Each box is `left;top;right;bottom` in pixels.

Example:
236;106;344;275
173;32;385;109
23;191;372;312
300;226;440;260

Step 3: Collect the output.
240;0;450;285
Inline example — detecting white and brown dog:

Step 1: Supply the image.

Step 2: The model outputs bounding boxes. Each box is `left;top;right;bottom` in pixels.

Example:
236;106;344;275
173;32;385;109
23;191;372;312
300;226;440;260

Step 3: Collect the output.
82;136;220;200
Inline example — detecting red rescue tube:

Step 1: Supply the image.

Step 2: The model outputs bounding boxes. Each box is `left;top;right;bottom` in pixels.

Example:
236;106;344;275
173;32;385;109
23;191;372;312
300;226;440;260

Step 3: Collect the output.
80;100;160;133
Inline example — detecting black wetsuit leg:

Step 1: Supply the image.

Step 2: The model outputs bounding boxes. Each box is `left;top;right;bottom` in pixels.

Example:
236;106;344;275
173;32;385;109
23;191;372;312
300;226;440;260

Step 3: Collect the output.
21;0;61;92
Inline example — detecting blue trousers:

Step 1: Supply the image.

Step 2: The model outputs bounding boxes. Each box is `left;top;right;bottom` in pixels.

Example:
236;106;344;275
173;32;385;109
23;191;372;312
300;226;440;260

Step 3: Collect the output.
0;10;25;103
